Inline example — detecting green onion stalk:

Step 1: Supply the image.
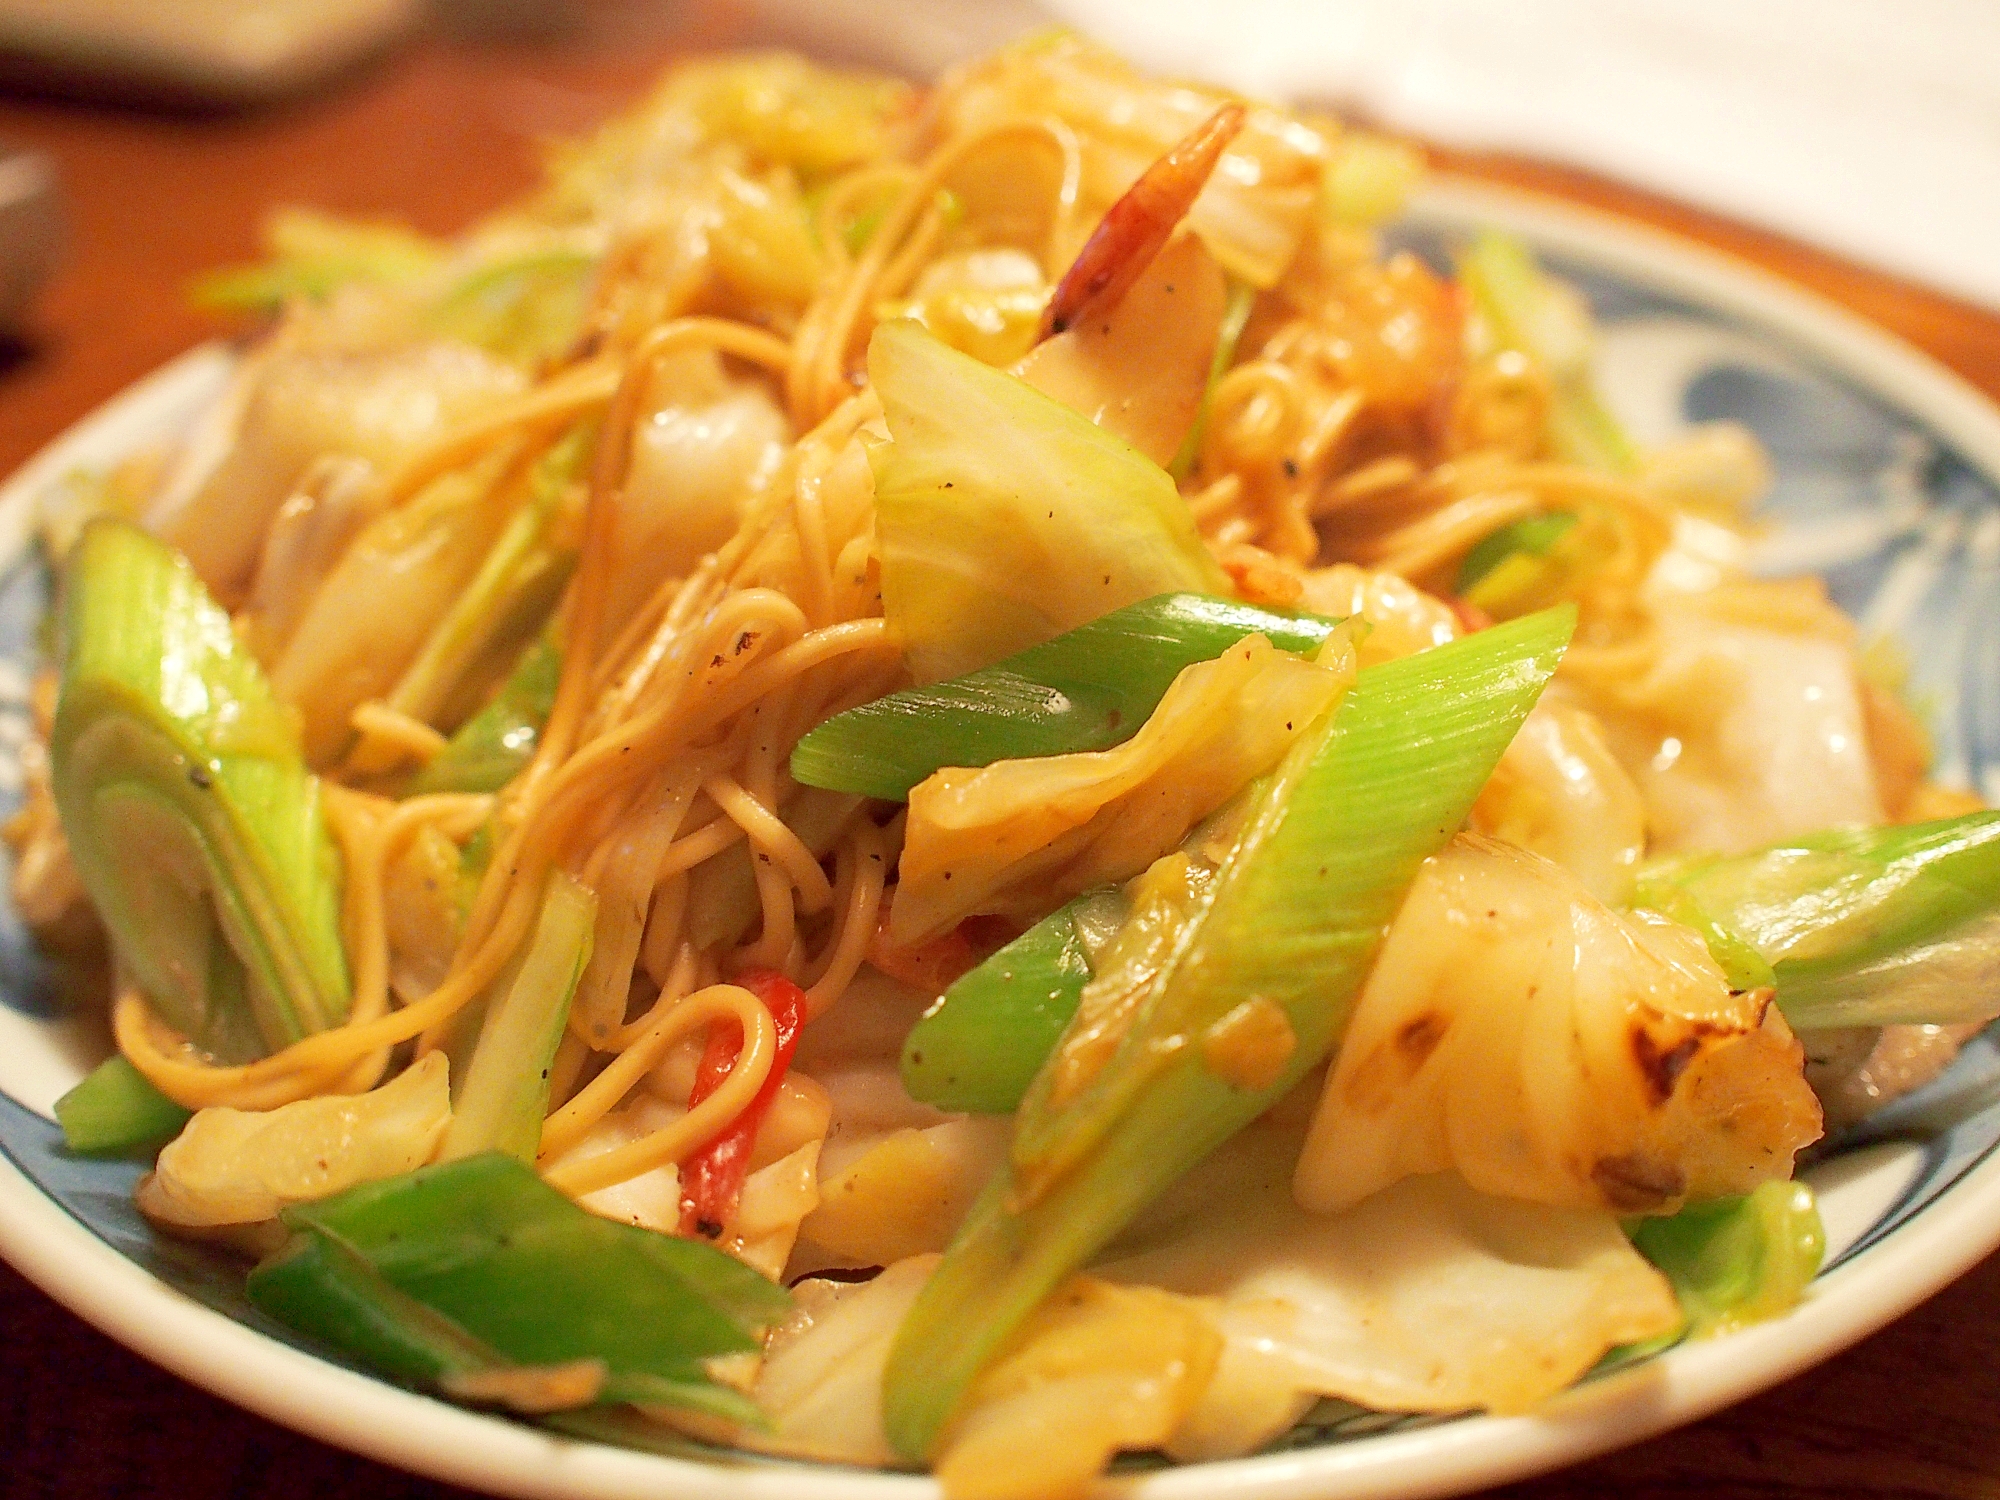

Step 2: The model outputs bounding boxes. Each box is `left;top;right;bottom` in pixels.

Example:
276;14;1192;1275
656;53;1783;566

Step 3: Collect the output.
882;605;1577;1459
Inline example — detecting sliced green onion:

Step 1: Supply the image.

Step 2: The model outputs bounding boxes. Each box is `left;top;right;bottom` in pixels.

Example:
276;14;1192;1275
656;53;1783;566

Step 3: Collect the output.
1457;511;1578;594
1629;1181;1825;1338
438;870;596;1164
52;520;350;1061
251;1227;536;1391
901;891;1121;1114
191;208;443;315
410;638;560;796
1635;811;2000;1027
1458;232;1638;475
424;247;597;368
791;592;1340;801
258;1153;788;1421
385;428;584;738
1168;279;1257;481
54;1055;192;1157
881;604;1576;1460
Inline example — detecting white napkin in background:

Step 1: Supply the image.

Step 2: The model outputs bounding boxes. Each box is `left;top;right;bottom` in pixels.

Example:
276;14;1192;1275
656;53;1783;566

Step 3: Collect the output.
742;0;2000;313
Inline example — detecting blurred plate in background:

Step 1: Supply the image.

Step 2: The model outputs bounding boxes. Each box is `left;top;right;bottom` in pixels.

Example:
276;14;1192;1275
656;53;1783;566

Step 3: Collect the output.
0;0;419;107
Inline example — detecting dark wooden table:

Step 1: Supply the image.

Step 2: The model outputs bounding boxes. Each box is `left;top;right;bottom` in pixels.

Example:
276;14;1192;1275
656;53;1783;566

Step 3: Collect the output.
5;14;2000;1500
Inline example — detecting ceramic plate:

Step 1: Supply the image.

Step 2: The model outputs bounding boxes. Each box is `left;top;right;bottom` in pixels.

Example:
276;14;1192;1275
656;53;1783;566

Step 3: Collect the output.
2;179;1998;1500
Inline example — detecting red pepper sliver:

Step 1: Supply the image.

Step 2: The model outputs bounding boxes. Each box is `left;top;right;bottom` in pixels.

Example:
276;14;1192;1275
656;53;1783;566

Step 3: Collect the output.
866;908;1019;996
678;969;808;1240
1447;595;1494;634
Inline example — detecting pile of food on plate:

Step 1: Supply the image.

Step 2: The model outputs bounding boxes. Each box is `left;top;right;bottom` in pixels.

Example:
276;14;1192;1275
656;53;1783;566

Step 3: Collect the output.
12;32;1996;1498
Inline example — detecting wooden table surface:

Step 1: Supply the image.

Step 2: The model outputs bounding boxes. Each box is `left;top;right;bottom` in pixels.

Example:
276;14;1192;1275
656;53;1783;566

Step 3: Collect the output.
4;13;2000;1500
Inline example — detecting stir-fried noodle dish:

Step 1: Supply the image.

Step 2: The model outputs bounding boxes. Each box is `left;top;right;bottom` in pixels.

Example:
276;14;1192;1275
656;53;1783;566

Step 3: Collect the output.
15;34;1999;1496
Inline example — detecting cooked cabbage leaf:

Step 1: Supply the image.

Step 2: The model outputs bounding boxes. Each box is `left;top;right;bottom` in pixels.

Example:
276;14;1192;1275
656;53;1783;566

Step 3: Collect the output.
891;632;1350;944
138;1051;449;1229
1295;834;1822;1217
882;606;1575;1461
1102;1120;1681;1437
868;320;1229;684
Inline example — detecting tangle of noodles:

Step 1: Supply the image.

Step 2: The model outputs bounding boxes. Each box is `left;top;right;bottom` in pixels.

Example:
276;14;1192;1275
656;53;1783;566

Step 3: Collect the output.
73;40;1863;1175
25;46;1971;1477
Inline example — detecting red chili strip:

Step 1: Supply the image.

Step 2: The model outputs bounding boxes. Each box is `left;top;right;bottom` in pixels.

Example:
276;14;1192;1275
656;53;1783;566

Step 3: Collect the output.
1447;595;1493;634
677;968;808;1240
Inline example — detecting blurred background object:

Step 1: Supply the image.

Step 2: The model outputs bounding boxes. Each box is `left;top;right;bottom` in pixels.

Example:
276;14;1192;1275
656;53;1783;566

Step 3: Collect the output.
0;145;56;332
2;0;1991;314
737;0;2000;314
0;0;421;107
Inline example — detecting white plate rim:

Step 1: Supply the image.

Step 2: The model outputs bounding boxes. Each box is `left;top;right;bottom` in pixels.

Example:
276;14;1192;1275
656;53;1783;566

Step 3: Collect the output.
2;179;1999;1500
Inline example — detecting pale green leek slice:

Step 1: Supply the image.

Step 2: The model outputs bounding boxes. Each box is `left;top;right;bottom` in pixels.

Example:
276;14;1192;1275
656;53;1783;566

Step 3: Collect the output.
191;208;444;314
52;520;350;1061
424;247;598;369
439;870;596;1164
1635;811;2000;1028
881;604;1576;1460
54;1054;192;1156
1459;232;1638;475
384;429;585;736
409;638;561;797
1630;1180;1825;1339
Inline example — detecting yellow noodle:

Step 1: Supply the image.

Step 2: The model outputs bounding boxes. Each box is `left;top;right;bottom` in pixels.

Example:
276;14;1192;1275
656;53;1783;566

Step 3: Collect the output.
1207;361;1301;470
1185;472;1245;525
348;701;450;765
538;982;773;1170
739;823;800;973
624;933;703;1051
1316;454;1420;513
370;358;620;515
788;431;842;629
790;122;1081;426
875;196;954;306
656;815;749;883
703;774;835;913
115;991;350;1112
803;820;889;1018
1295;385;1367;475
814;164;921;275
637;876;691;994
1366;489;1546;581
